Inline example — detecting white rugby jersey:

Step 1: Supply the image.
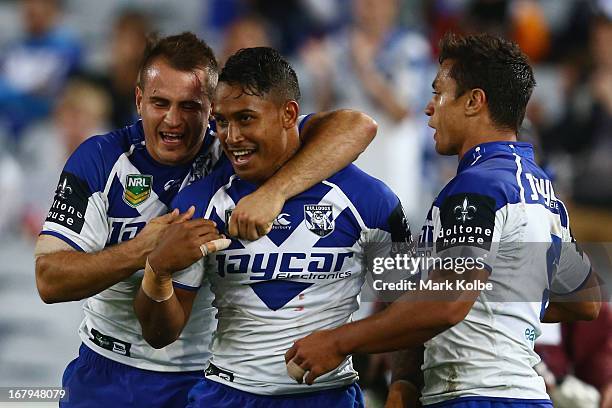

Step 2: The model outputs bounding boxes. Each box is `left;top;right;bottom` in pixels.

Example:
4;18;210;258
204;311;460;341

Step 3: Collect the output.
417;142;591;405
41;121;223;371
173;162;412;394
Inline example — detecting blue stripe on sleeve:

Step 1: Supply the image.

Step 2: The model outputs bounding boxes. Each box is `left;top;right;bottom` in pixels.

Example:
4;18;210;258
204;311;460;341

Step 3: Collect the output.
172;281;200;291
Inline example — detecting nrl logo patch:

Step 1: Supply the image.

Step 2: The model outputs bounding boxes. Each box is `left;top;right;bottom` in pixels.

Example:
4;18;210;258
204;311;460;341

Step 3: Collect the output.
123;174;153;207
304;204;334;237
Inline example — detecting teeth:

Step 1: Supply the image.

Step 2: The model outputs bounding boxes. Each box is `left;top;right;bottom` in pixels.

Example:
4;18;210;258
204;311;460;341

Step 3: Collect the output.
233;150;253;156
161;132;183;139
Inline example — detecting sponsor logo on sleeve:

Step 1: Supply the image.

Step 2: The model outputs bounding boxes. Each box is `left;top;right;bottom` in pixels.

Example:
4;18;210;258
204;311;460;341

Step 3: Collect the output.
453;197;476;223
46;171;90;233
56;178;72;199
123;174;152;207
304;204;334;237
437;193;495;252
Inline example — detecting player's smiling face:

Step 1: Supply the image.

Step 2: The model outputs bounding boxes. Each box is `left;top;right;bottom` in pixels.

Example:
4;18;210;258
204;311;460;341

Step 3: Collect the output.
425;59;468;156
136;57;212;165
213;81;299;184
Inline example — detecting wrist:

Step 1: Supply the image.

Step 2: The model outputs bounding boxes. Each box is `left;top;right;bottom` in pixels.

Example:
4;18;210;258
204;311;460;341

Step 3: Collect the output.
260;176;290;201
141;259;174;302
147;254;171;278
124;235;150;270
334;325;355;356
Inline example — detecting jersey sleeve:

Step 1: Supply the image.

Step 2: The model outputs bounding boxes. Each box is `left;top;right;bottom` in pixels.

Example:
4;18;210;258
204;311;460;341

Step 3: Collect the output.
172;258;205;291
434;173;506;272
40;137;110;252
360;178;413;262
549;202;592;295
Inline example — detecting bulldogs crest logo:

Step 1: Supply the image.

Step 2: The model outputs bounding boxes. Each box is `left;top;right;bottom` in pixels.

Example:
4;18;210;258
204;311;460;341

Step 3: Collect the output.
304;204;334;237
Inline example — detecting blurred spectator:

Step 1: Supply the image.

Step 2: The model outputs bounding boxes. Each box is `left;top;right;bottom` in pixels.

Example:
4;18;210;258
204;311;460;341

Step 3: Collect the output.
465;0;511;38
18;79;111;238
204;0;329;56
297;0;432;223
0;0;82;144
423;0;466;55
425;0;551;61
220;14;272;65
510;0;550;62
549;0;599;63
98;9;150;129
539;11;612;224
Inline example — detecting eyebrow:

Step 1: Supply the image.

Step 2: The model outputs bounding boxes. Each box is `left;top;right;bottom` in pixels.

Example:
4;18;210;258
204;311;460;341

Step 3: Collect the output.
213;108;257;116
149;96;202;104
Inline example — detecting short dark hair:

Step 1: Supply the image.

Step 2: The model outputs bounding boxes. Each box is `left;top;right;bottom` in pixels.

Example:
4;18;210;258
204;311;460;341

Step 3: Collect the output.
137;32;218;100
439;32;536;132
219;47;300;103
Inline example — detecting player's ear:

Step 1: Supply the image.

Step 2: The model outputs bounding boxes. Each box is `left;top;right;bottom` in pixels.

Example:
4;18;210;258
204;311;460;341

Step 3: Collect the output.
282;100;299;129
135;85;143;117
465;88;486;117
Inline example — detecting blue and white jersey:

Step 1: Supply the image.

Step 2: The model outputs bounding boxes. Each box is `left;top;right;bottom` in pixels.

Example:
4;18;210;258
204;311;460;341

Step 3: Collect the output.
173;163;411;395
418;142;591;405
40;120;223;371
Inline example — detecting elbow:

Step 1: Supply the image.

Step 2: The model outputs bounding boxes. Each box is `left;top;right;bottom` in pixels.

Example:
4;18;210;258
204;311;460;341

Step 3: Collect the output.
35;257;60;304
354;111;378;145
37;287;56;304
580;301;601;321
339;110;377;148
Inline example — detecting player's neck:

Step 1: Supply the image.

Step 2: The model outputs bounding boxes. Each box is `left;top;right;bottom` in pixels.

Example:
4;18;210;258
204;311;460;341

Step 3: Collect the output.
458;128;517;160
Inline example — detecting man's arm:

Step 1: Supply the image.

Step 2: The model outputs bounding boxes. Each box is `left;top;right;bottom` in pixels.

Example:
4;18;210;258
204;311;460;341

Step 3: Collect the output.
285;268;486;385
385;346;424;408
351;30;409;122
542;272;602;323
134;274;197;349
228;110;377;239
134;210;230;348
35;210;182;303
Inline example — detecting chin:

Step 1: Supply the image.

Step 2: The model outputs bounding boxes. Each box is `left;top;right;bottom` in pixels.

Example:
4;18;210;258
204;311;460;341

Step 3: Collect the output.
235;167;270;184
435;142;457;156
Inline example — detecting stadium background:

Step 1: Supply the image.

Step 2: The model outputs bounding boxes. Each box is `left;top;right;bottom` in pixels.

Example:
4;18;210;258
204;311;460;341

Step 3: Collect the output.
0;0;609;406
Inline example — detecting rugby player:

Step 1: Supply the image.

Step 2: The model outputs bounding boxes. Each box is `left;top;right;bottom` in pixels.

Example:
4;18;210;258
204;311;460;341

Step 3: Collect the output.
286;33;601;408
34;33;378;408
135;46;412;408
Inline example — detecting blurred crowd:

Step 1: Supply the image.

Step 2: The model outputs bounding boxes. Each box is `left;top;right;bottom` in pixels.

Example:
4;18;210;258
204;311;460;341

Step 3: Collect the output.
1;0;612;238
0;0;609;406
